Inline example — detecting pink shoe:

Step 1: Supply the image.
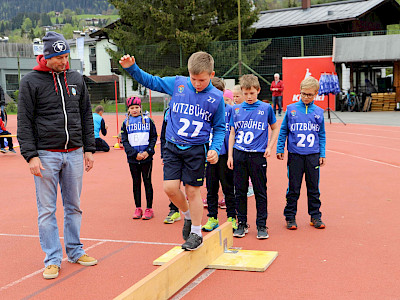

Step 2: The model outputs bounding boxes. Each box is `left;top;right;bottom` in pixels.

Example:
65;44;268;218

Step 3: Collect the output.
218;198;226;209
142;208;154;220
203;198;208;207
133;207;142;219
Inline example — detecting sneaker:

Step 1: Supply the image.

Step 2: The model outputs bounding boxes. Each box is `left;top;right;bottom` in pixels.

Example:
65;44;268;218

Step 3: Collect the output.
164;211;181;224
310;217;326;229
43;265;59;279
247;186;254;197
218;198;226;209
142;208;154;220
182;219;192;241
0;148;6;153
76;254;98;266
233;223;249;238
286;219;298;230
202;198;208;207
202;217;219;232
181;233;203;251
227;217;238;230
257;226;269;239
132;207;142;219
8;148;16;153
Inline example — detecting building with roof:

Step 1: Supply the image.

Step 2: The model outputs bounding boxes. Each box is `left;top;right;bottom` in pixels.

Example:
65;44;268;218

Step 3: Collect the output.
253;0;400;38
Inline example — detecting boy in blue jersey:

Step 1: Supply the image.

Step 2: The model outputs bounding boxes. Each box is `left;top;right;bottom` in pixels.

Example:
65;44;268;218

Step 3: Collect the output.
276;76;326;230
227;74;279;239
93;105;110;152
120;52;225;251
202;77;237;232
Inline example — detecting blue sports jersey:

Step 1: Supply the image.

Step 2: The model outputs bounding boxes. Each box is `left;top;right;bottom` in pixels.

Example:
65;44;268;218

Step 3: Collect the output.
123;115;151;153
124;64;225;153
276;100;326;156
92;113;102;139
165;76;223;146
230;100;276;153
218;104;232;155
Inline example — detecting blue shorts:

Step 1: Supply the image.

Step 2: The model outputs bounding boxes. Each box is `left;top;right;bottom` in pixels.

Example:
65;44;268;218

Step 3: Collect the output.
163;142;207;187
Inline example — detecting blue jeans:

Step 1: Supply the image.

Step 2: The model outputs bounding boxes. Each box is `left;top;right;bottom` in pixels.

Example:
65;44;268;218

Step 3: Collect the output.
34;147;85;267
272;96;282;115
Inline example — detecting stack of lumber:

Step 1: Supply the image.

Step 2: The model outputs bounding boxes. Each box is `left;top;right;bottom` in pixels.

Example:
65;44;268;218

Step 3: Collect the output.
370;93;396;111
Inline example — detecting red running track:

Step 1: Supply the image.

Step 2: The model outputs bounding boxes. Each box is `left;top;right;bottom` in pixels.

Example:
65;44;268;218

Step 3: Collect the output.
1;113;399;299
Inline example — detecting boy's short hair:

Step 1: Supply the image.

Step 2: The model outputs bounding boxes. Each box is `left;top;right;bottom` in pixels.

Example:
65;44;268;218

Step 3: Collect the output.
187;51;214;75
301;76;319;92
211;77;225;92
95;105;104;113
239;74;260;90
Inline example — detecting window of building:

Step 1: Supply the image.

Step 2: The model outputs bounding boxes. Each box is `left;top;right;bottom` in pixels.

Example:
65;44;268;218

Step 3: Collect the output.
5;74;19;96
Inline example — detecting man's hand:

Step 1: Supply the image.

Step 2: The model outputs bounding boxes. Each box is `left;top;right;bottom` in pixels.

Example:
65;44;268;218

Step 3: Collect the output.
207;150;218;164
141;151;149;160
319;157;326;167
29;157;45;177
119;54;136;69
276;153;285;160
84;152;94;172
136;152;143;160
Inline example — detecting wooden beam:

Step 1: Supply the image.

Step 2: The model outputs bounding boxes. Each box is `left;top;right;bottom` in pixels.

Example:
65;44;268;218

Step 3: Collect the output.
114;222;233;300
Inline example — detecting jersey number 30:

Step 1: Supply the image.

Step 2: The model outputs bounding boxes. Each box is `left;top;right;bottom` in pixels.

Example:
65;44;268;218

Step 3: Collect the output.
177;118;203;137
296;133;315;147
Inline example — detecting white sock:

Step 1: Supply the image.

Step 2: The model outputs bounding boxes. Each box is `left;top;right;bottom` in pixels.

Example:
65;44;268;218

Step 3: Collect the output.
191;225;202;237
182;210;191;220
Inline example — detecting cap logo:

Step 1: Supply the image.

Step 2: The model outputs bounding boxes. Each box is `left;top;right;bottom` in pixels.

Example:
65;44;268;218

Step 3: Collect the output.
53;41;67;53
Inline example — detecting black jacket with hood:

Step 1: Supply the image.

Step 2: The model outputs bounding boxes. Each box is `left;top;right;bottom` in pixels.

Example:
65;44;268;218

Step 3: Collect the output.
17;55;95;162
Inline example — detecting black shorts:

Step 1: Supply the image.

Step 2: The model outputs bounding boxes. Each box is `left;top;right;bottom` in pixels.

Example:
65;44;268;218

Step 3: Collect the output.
163;142;207;187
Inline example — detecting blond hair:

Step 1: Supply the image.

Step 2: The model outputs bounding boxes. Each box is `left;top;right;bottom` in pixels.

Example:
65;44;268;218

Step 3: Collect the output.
211;77;225;92
232;84;242;93
187;51;214;75
239;74;260;90
301;76;319;92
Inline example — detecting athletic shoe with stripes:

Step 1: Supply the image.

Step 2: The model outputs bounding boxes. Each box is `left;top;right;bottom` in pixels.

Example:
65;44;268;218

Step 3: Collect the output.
164;211;181;224
256;226;269;239
182;233;203;251
310;218;325;229
286;219;298;230
233;223;249;238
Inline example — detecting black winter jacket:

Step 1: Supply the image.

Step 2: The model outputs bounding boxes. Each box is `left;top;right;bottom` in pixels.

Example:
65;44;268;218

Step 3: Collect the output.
17;69;95;162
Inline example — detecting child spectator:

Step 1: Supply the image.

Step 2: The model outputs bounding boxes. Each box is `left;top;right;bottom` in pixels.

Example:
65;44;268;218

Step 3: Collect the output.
276;76;326;230
202;77;237;232
160;106;181;224
0;116;16;153
121;97;158;220
93;105;110;152
120;52;225;251
227;74;279;239
232;85;245;105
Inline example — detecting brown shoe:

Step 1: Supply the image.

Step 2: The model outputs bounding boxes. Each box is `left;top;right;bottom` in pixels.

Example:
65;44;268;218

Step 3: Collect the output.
43;265;60;279
76;254;98;266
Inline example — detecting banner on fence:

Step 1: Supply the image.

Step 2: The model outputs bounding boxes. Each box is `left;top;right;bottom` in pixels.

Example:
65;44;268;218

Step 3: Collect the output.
282;56;336;111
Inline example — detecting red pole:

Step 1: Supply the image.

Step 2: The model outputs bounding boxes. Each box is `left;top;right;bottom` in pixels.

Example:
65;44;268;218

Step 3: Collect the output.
149;89;152;118
115;80;119;135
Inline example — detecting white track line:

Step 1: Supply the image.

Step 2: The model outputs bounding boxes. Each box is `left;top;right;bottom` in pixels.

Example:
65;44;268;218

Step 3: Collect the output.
329;138;400;152
0;233;179;246
170;269;216;300
327;149;400;169
329;131;400;140
0;241;104;292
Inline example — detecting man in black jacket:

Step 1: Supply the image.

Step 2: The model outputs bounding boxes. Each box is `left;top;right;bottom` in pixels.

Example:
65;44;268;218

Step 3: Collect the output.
0;84;5;121
17;32;97;280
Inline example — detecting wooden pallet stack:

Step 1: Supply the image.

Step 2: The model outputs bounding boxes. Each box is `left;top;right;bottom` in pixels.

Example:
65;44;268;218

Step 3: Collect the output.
370;93;396;111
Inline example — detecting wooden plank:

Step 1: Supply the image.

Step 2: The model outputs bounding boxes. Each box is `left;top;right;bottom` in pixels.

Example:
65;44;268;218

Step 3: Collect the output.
115;222;233;300
0;134;17;138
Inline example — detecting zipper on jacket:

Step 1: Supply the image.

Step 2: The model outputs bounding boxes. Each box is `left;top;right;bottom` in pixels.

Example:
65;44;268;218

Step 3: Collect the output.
56;73;69;149
305;103;308;114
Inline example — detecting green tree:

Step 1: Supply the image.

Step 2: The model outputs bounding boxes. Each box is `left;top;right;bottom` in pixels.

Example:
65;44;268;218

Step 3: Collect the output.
108;0;258;75
22;17;33;32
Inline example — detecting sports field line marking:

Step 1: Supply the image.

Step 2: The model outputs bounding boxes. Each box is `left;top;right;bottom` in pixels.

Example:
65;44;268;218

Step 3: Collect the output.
329;138;400;152
0;233;180;246
327;149;400;169
170;269;216;300
0;241;104;293
328;131;400;140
